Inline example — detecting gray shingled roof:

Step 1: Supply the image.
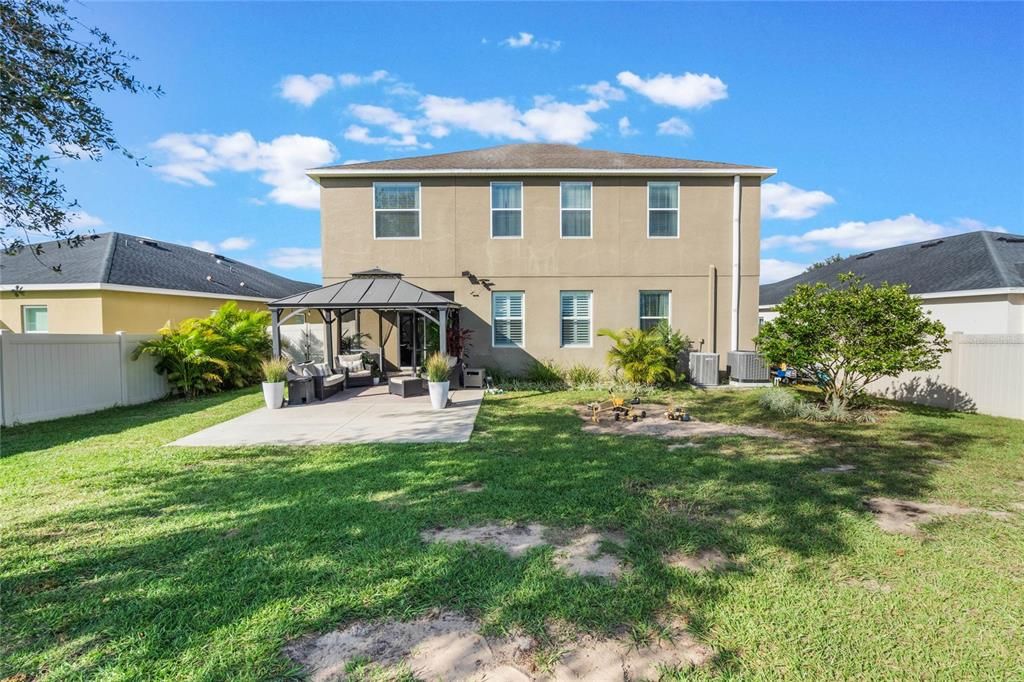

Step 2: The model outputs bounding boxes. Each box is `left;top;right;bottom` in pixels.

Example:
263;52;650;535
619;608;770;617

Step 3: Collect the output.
760;230;1024;306
270;272;459;309
310;143;772;174
1;232;317;300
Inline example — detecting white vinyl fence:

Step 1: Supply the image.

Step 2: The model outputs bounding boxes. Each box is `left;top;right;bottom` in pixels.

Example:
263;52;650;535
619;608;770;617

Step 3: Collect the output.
869;333;1024;420
0;331;168;426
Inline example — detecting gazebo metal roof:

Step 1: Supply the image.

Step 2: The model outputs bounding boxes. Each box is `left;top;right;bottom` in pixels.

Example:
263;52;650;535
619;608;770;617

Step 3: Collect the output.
269;269;460;310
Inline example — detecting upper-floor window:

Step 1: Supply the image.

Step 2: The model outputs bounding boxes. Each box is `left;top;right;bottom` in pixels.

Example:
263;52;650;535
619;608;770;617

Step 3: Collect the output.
648;181;679;238
491;182;523;238
560;182;592;238
374;182;420;239
23;305;48;333
560;291;592;347
639;291;670;331
492;291;525;347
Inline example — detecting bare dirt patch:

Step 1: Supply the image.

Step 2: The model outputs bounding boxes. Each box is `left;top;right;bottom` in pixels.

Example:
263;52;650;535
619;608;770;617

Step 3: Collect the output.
664;548;733;573
454;481;486;493
818;464;856;474
866;497;1011;537
576;405;793;441
285;611;712;681
420;524;627;581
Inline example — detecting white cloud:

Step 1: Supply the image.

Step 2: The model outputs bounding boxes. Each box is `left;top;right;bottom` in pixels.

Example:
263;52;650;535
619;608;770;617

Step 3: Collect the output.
343;125;429;149
760;258;809;284
267;247;321;269
419;94;605;144
583;80;626;101
66;211;104;229
345;104;440;148
278;74;334;107
190;237;254;253
656;117;693;137
152;131;338;210
761;214;1005;253
761;182;836;220
338;70;391;87
617;71;728;109
501;32;560;51
618;116;637;136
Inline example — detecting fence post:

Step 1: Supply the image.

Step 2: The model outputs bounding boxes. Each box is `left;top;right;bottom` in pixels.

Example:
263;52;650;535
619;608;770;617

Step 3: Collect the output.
0;330;7;427
116;331;128;405
949;331;963;390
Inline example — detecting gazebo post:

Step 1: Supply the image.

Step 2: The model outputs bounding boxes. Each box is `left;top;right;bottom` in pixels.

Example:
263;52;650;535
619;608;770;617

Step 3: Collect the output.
322;310;334;371
271;308;282;359
439;308;447;356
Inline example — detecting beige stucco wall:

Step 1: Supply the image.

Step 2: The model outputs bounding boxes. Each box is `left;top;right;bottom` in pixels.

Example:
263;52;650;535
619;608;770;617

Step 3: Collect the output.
321;175;761;372
1;289;269;335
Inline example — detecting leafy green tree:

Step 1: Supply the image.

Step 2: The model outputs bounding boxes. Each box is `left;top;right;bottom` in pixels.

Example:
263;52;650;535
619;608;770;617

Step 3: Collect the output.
598;327;678;385
755;274;949;410
1;0;159;264
805;254;843;271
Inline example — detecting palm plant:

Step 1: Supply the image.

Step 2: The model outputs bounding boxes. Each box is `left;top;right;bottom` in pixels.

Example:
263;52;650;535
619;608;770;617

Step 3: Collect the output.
598;327;677;385
132;320;233;398
197;302;271;387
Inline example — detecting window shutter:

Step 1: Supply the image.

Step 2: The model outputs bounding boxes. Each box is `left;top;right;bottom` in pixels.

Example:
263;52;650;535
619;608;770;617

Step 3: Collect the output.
493;292;524;347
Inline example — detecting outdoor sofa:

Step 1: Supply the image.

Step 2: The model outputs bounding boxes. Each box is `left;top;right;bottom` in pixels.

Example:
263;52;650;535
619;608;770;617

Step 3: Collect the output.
335;352;377;387
288;361;345;401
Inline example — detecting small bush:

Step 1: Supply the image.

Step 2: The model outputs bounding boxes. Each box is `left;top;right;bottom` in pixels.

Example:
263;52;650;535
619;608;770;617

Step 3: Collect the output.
759;386;803;416
526;359;565;385
564;363;602;387
759;386;876;423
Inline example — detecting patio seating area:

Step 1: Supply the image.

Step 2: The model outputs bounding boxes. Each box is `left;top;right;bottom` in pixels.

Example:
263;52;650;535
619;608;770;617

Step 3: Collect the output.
168;384;483;447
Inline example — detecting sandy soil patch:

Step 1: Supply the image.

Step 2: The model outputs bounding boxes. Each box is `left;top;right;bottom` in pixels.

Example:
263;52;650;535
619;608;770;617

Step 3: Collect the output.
285;611;712;681
454;481;486;493
866;497;1011;537
664;548;732;573
818;464;856;473
576;406;792;441
421;524;627;581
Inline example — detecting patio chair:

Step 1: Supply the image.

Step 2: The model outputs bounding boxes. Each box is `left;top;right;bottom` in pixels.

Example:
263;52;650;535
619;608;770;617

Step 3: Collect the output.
292;361;345;400
335;351;377;387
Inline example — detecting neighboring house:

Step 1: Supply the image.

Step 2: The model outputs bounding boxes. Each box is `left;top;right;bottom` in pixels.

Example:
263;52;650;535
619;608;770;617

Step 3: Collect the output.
1;232;317;334
307;143;775;373
759;230;1024;334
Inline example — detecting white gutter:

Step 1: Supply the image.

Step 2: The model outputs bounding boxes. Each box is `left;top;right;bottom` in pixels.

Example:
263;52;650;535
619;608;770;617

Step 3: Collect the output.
308;167;777;180
730;175;741;352
0;282;278;303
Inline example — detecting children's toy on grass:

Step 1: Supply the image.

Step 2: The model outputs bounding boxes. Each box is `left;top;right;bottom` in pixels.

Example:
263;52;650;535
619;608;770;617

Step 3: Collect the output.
664;404;691;422
586;393;647;423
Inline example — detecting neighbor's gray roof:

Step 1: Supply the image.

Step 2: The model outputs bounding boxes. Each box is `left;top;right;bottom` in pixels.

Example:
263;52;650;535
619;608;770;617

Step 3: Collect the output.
760;230;1024;306
1;232;317;300
310;143;773;176
270;272;460;309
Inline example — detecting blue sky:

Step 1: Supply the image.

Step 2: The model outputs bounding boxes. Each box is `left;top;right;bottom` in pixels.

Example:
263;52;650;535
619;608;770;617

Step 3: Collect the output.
58;1;1023;284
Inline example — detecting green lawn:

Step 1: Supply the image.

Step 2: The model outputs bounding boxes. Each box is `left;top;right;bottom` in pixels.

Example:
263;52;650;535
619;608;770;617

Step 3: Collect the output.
2;387;1022;680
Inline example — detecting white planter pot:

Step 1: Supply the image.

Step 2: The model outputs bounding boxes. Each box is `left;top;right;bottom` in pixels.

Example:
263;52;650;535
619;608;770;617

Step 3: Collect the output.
428;380;449;409
262;381;284;409
372;377;380;385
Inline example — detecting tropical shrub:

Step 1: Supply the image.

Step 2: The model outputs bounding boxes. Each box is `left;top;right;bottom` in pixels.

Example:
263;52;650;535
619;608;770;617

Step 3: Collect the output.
197;302;271;387
756;274;948;411
598;325;688;385
758;386;875;423
564;363;602;387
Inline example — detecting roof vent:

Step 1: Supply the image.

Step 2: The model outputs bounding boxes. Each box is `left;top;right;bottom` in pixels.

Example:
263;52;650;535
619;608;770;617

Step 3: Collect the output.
920;240;944;248
239;281;245;287
996;236;1024;243
206;275;213;282
855;252;874;260
137;238;160;247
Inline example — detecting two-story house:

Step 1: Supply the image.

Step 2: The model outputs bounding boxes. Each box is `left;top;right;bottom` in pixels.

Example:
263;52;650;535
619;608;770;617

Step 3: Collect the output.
304;143;774;373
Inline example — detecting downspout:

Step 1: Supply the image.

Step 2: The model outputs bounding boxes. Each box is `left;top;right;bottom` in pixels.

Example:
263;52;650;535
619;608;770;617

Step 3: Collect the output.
730;175;741;352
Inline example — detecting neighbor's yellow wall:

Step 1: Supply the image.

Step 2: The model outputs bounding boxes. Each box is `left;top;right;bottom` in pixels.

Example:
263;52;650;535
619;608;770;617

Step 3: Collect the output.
98;291;268;334
0;291;104;333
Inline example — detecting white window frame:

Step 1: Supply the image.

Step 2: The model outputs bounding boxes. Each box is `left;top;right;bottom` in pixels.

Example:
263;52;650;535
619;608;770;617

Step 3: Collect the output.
638;290;671;330
22;305;48;333
560;181;593;239
647;181;680;239
491;291;525;349
490;181;524;239
373;181;421;240
559;290;593;348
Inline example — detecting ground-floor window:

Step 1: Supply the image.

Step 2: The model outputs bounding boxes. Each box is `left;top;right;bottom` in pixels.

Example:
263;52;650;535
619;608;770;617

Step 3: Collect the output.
22;305;48;333
560;291;592;347
492;292;525;347
638;290;670;331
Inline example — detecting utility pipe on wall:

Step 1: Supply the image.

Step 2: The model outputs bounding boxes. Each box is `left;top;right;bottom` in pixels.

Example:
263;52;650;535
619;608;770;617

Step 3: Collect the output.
731;175;741;352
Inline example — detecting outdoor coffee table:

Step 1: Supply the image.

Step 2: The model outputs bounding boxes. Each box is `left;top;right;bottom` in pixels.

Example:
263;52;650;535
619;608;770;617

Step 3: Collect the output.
388;376;426;398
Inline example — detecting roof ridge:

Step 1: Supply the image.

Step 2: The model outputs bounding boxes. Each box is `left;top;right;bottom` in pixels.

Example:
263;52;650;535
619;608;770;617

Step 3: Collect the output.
99;232;119;284
979;231;1015;287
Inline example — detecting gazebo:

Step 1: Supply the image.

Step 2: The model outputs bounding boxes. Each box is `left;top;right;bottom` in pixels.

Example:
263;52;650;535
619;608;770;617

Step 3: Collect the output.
267;268;462;372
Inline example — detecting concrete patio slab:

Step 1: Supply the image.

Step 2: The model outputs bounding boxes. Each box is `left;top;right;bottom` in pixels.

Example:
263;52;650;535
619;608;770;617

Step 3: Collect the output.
169;384;484;447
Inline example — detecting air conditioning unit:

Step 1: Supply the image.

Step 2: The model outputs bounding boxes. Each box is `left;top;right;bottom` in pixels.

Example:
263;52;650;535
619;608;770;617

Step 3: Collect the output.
727;351;770;383
688;352;720;386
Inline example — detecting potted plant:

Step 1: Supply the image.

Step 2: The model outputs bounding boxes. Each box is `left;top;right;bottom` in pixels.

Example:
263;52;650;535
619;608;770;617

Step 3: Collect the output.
261;358;289;409
424;352;450;410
